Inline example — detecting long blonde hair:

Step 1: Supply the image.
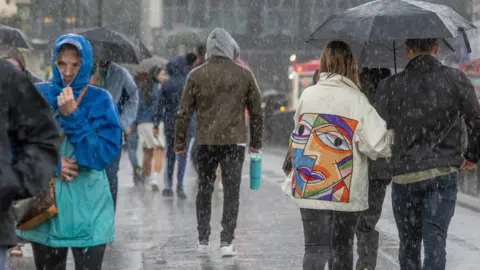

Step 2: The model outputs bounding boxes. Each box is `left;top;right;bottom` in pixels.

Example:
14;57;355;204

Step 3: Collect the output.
319;41;360;88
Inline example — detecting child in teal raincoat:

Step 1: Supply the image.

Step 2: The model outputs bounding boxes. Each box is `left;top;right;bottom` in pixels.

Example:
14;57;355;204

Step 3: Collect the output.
16;34;121;269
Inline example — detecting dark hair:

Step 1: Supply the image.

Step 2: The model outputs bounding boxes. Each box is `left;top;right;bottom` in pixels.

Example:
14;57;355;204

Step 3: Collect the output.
149;66;162;82
405;39;438;54
313;69;320;84
360;68;392;102
57;43;79;56
197;45;206;56
320;40;360;88
186;53;198;67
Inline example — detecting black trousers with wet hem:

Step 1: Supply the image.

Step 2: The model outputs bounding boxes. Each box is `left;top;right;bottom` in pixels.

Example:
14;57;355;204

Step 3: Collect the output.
355;178;391;270
301;208;360;270
196;145;245;244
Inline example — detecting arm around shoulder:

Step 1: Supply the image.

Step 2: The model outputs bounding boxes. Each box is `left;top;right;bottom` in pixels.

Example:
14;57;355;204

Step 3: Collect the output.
355;97;393;160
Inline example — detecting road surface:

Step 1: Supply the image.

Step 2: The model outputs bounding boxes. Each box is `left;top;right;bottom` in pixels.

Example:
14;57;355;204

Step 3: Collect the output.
9;147;480;269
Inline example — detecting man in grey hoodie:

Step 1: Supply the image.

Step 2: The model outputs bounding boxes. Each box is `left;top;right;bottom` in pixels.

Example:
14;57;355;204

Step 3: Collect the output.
175;28;263;257
95;60;139;210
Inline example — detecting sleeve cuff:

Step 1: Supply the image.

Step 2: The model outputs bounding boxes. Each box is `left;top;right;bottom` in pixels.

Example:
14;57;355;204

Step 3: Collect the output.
60;110;80;123
463;151;479;164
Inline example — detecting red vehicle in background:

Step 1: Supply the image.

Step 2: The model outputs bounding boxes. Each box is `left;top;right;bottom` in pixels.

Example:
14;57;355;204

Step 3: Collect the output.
287;55;320;110
458;59;480;102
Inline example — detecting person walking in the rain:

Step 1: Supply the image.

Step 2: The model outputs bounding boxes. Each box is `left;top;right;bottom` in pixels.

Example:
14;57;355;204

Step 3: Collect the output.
0;45;45;258
375;38;480;270
93;56;138;210
134;66;166;191
174;28;263;257
283;41;393;270
0;60;60;270
0;45;42;83
153;56;190;198
356;67;392;270
16;34;121;269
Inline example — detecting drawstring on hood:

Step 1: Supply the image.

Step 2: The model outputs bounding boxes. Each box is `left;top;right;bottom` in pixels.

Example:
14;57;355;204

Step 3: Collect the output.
205;28;240;61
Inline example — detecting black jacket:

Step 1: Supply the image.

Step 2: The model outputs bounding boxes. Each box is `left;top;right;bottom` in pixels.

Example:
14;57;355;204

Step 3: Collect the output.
360;69;392;180
0;60;60;247
375;55;480;176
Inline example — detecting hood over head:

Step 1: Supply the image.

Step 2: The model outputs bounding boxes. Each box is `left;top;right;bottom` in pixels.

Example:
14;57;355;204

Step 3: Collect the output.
166;56;188;76
51;34;93;94
205;28;239;61
0;45;26;71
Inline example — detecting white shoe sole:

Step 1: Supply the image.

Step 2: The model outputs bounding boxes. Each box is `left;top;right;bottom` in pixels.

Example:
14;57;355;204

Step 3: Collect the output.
220;246;237;257
198;245;209;255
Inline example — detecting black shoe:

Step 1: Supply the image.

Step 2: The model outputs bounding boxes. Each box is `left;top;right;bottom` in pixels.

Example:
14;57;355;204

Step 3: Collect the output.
162;189;174;197
177;187;187;199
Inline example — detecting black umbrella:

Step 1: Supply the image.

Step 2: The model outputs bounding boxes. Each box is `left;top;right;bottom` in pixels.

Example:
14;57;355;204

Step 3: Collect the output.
306;0;476;70
0;24;30;49
128;35;153;60
73;27;148;64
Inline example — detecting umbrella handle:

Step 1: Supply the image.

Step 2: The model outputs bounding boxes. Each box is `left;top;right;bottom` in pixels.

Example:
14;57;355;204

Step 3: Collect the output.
459;27;472;54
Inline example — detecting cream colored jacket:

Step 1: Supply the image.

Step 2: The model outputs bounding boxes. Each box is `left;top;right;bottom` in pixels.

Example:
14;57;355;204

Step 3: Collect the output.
282;73;393;212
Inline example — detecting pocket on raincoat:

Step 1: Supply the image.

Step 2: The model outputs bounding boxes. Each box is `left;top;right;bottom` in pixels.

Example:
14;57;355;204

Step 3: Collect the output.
53;179;92;240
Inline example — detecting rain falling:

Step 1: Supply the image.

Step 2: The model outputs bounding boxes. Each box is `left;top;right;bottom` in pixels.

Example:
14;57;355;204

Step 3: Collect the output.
0;0;479;269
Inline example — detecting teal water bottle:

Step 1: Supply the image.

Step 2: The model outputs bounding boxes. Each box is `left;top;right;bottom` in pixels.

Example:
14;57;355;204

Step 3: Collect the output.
250;152;262;190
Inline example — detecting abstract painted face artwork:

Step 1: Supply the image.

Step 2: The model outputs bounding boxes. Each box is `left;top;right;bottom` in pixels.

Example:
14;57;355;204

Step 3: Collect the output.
290;113;358;203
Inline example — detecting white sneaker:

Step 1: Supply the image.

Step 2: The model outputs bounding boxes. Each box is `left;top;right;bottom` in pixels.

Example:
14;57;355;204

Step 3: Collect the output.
220;243;237;257
150;180;160;192
198;241;209;254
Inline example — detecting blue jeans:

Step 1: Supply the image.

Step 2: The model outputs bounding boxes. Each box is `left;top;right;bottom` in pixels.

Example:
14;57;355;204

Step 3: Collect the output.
392;172;457;270
0;247;7;270
126;125;139;169
106;147;122;211
164;128;190;190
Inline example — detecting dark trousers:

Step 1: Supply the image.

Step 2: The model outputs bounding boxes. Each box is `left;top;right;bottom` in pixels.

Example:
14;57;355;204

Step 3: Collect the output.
356;178;391;270
106;147;122;211
196;145;245;244
392;172;457;270
301;208;360;270
31;243;106;270
190;139;199;175
164;128;190;190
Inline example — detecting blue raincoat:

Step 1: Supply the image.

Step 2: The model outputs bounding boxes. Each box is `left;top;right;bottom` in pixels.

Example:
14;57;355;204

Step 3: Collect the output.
16;34;121;248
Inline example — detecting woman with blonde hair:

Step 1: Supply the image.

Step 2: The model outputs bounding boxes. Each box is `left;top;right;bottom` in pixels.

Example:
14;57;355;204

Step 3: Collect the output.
282;40;393;269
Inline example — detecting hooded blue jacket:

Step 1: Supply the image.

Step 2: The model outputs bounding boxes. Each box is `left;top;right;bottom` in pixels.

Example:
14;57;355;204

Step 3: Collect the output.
154;56;188;130
17;34;121;248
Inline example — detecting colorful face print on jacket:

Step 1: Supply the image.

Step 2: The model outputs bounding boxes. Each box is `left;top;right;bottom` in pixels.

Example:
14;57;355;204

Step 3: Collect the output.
290;113;358;203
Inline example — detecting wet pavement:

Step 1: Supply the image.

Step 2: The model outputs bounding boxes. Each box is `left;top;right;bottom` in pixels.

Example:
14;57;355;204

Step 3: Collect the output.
9;147;480;269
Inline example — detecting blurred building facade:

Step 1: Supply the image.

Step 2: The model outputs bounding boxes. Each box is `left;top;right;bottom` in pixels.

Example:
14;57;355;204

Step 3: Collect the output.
155;0;472;90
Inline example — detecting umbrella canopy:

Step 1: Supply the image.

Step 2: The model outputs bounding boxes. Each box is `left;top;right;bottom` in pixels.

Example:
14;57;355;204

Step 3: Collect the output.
307;0;476;69
72;27;148;64
0;24;30;49
160;27;208;48
128;35;153;60
122;55;167;75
